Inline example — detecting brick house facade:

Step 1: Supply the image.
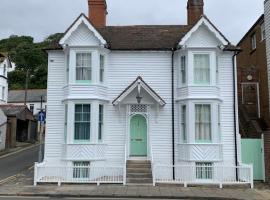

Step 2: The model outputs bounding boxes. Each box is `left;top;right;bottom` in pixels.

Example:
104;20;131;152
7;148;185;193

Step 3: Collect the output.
236;14;269;138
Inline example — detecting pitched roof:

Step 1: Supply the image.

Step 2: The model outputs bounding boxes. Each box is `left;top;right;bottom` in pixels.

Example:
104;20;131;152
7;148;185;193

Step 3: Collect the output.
0;105;34;121
8;89;47;103
45;13;239;51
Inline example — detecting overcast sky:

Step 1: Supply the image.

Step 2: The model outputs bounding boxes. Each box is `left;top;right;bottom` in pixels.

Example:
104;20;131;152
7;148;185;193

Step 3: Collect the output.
0;0;264;44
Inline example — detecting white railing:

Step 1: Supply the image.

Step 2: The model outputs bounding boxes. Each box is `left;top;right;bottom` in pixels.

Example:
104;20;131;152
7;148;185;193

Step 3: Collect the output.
62;144;107;160
178;143;223;161
34;163;124;186
153;164;253;188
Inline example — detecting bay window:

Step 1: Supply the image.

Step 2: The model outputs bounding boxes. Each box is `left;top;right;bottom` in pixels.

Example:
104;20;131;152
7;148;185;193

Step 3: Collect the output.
194;54;210;85
74;104;91;141
76;53;92;83
100;55;105;83
195;104;211;143
180;56;186;85
98;105;104;141
181;105;187;142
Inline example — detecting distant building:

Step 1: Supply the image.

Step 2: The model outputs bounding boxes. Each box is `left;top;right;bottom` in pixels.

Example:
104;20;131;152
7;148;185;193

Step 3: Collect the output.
236;14;268;138
0;53;10;104
8;89;47;115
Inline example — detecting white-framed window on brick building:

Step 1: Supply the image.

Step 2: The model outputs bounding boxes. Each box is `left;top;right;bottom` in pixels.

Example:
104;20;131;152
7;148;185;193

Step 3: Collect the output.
251;33;256;50
261;22;265;41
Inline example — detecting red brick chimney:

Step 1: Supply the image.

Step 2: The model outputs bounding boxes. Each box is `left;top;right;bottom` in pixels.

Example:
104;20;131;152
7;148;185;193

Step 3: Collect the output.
88;0;107;27
187;0;204;25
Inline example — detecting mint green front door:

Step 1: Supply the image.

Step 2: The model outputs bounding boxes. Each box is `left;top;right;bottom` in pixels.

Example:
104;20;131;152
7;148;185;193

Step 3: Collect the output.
130;114;147;156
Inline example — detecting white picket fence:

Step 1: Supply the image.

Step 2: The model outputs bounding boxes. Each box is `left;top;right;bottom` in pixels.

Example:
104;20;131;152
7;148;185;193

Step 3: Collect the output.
34;162;124;186
153;164;253;188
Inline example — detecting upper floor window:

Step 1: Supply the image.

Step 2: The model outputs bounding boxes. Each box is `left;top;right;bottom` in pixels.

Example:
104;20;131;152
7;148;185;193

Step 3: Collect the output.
195;104;211;143
100;55;105;83
29;104;34;113
261;22;266;41
251;34;256;50
180;56;186;85
76;53;92;83
74;104;91;141
194;54;210;85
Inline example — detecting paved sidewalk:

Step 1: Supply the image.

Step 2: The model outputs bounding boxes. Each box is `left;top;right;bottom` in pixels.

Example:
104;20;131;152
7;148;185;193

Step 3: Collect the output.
0;184;269;200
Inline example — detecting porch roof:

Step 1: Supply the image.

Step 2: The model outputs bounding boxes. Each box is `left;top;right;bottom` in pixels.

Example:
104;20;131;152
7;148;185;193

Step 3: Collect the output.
112;76;166;106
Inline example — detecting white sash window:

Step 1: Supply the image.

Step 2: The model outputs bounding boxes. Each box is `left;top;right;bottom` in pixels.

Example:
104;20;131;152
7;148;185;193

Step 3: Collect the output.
98;105;104;142
195;104;211;143
73;161;90;179
181;105;187;142
76;53;92;83
100;55;105;83
194;54;210;85
74;104;91;141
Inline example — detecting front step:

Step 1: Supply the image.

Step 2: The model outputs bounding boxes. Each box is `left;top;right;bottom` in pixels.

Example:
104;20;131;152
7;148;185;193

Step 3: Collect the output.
126;160;153;184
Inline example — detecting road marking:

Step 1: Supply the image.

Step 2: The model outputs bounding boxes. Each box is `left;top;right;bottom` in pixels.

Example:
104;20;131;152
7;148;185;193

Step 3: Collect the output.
0;143;42;159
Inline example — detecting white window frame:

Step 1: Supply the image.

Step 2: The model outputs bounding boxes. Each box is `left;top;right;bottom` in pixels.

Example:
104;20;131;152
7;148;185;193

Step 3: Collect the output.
75;52;92;83
251;33;256;50
195;104;212;143
99;54;105;83
29;104;34;113
64;104;68;143
179;55;187;86
66;54;70;84
98;104;104;142
189;51;216;86
196;162;213;180
74;104;91;142
73;161;90;179
180;104;187;143
261;22;265;41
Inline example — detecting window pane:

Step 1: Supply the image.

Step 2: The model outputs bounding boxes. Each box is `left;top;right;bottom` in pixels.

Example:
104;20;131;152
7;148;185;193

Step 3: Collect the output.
74;104;91;141
196;163;213;179
195;104;211;142
76;53;91;81
181;105;186;142
100;55;105;82
180;56;186;84
73;161;90;179
194;54;210;84
98;105;104;141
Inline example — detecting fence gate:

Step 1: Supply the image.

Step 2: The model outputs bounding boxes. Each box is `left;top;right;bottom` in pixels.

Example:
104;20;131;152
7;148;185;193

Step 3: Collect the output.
241;138;264;181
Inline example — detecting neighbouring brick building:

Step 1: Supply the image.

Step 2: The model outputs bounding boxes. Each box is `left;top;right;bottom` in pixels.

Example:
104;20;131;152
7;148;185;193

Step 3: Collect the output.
236;14;269;138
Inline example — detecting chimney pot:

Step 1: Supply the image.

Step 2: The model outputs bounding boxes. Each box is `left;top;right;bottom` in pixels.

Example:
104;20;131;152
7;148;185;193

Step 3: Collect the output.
88;0;107;27
187;0;204;25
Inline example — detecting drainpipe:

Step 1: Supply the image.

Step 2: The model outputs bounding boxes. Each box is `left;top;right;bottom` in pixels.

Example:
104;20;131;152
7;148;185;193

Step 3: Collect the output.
232;50;240;179
171;48;176;180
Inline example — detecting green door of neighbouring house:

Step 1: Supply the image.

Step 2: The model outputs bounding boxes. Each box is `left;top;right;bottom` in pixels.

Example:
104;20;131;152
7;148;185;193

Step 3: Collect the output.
241;139;264;180
130;114;147;156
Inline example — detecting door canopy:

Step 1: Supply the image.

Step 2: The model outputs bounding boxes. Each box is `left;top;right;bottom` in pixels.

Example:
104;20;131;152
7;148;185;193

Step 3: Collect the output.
112;76;166;106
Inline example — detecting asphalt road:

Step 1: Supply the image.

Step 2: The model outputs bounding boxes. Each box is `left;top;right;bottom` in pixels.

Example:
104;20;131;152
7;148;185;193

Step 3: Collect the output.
0;144;43;181
0;198;176;200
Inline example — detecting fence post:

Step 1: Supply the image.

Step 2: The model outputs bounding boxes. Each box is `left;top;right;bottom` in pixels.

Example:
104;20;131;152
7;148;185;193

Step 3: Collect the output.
250;164;254;189
34;162;38;186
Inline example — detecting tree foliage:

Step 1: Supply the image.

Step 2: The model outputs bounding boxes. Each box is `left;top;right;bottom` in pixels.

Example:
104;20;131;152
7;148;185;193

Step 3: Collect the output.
0;34;62;90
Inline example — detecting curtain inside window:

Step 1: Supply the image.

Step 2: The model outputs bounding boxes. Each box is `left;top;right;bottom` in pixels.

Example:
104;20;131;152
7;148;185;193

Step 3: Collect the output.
195;104;211;142
194;54;210;84
74;104;91;141
76;53;92;81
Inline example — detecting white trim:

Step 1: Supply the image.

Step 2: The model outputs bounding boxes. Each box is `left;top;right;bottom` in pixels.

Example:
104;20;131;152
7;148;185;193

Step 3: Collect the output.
179;17;229;47
59;14;107;47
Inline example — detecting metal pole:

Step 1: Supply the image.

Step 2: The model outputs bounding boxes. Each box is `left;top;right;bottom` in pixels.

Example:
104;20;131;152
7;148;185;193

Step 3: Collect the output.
24;69;29;106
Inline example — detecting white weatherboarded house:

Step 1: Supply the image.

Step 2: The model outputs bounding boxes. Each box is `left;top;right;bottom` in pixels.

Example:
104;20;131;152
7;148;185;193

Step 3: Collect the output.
35;0;253;187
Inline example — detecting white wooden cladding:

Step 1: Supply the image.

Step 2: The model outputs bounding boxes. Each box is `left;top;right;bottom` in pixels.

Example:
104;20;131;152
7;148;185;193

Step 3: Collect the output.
63;84;108;101
178;143;223;161
153;164;253;188
62;144;107;160
177;86;220;101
